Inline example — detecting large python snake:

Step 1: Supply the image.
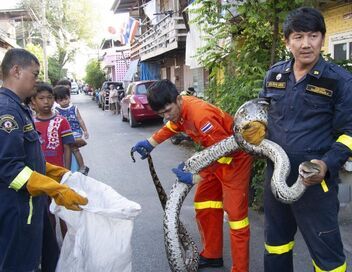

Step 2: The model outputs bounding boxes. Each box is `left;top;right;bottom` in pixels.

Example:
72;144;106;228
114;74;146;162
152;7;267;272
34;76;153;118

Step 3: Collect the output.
130;152;199;271
133;98;320;272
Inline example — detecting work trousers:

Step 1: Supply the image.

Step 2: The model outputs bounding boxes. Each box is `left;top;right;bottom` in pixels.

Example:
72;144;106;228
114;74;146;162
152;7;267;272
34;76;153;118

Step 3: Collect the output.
194;151;252;272
264;153;346;272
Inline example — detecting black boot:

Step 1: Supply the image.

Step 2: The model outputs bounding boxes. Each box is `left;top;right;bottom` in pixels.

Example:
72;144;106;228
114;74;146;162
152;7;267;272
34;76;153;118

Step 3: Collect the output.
198;255;224;269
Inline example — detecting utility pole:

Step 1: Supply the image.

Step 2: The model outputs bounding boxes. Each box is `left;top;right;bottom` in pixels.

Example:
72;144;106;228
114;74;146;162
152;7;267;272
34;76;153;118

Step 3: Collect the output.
41;0;48;81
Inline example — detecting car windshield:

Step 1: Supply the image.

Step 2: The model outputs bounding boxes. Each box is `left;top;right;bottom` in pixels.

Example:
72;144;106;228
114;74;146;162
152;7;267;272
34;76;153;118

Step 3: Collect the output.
136;82;154;95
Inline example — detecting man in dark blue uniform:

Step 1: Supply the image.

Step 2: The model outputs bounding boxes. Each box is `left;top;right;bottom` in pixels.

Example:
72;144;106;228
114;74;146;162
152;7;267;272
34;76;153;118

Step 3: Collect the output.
0;48;88;271
253;7;352;272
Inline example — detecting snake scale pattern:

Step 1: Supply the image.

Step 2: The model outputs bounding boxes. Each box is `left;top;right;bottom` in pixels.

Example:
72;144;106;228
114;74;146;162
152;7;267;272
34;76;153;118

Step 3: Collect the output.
142;98;320;272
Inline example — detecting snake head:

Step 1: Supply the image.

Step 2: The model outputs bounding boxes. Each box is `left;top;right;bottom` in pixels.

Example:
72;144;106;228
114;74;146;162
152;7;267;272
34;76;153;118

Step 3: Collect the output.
298;161;321;179
233;98;269;134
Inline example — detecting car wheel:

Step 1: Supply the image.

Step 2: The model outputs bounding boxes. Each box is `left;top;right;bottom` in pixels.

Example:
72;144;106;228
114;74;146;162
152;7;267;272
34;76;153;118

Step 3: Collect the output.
128;110;138;127
121;109;127;122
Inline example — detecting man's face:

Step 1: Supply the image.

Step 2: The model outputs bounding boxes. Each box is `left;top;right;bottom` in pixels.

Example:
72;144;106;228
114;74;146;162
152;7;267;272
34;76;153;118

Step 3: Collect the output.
32;90;54;115
286;31;324;67
156;96;182;123
18;62;40;96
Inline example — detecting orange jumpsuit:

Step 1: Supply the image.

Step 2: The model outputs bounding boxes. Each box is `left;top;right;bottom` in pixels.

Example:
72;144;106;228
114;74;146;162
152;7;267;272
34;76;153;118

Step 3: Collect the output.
152;96;253;272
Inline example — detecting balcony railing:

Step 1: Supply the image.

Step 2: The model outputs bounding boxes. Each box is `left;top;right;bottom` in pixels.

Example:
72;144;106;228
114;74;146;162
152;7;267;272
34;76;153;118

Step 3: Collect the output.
132;14;187;61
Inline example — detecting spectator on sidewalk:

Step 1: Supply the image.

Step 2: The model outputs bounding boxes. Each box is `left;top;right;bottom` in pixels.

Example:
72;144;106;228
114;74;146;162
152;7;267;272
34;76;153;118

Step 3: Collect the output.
54;85;90;175
109;84;119;115
32;82;75;169
31;82;76;267
132;79;253;272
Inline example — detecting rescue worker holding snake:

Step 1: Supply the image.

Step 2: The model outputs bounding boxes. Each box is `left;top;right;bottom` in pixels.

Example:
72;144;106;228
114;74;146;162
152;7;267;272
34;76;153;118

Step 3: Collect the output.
244;7;352;272
132;79;253;271
0;48;88;271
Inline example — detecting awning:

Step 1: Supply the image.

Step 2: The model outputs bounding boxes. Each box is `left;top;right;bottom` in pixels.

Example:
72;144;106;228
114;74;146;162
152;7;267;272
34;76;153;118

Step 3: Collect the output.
123;59;139;81
111;0;138;14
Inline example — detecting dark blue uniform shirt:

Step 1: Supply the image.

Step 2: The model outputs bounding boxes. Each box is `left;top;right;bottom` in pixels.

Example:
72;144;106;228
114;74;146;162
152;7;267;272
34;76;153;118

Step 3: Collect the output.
260;56;352;183
0;87;46;271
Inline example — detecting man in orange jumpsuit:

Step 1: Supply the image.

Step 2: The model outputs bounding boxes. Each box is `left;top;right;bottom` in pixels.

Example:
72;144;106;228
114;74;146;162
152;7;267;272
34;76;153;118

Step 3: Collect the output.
132;79;253;272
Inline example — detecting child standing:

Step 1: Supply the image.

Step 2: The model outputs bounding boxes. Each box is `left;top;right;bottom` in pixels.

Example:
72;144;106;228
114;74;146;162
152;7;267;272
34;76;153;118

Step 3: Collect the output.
32;82;75;168
31;82;76;270
53;85;90;175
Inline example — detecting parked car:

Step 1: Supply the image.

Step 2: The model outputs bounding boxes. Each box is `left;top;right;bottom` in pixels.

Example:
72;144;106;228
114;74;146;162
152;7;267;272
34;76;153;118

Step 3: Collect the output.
98;81;124;109
71;81;79;95
120;80;160;127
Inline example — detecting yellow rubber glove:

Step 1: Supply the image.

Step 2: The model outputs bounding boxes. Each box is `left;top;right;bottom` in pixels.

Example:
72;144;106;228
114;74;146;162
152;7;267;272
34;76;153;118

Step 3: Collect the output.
46;162;69;182
241;121;266;146
27;171;88;211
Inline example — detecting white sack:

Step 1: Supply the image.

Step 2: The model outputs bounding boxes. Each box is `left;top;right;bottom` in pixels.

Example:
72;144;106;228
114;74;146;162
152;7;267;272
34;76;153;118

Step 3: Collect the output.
50;172;141;272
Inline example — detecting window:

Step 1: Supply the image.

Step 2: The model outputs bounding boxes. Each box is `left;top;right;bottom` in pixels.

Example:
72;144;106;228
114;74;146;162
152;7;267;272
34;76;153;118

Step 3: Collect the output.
329;32;352;61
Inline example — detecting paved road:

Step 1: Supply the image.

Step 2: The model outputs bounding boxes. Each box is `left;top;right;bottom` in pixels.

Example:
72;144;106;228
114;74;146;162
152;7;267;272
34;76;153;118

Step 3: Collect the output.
73;94;351;272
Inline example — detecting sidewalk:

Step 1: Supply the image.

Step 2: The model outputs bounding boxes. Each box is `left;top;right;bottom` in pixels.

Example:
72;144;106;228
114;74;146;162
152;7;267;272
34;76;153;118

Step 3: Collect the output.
339;204;352;255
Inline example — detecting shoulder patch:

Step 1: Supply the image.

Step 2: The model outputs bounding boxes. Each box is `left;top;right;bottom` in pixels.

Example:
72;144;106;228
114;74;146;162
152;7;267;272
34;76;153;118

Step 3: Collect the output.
0;114;19;133
201;121;214;134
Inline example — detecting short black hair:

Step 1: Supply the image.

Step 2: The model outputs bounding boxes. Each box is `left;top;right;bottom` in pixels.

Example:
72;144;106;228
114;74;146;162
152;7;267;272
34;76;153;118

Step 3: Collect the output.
33;82;53;97
283;7;326;39
53;85;70;100
1;48;40;79
147;79;179;112
56;79;71;87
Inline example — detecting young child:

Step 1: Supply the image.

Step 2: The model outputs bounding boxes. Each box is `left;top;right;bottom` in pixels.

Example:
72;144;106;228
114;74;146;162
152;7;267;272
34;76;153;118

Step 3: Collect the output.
53;85;90;175
32;82;75;168
31;82;76;266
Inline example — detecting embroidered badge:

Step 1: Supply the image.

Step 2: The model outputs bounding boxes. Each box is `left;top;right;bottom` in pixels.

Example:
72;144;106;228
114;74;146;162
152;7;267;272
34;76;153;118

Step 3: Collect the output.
201;121;214;134
266;81;286;89
23;123;34;132
267;72;288;89
0;115;19;133
306;85;333;97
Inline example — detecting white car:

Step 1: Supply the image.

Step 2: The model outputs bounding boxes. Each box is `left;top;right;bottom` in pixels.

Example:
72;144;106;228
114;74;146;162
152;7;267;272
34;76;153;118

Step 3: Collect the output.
71;82;79;94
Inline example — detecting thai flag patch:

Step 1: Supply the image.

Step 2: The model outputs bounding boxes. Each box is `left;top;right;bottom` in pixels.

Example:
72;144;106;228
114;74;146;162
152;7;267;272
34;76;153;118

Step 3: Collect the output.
201;121;214;133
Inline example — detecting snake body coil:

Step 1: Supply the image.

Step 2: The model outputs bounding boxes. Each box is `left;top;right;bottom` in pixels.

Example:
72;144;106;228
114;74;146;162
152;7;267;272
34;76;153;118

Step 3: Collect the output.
149;98;319;271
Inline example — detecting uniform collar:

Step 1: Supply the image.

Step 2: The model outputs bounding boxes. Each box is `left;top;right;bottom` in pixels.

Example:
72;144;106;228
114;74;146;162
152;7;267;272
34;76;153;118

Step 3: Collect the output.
0;87;33;117
308;55;325;78
281;60;293;74
285;55;325;79
179;96;194;124
0;87;23;106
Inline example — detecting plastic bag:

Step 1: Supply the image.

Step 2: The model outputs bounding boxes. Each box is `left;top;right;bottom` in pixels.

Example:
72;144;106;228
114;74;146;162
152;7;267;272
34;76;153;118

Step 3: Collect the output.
50;172;141;272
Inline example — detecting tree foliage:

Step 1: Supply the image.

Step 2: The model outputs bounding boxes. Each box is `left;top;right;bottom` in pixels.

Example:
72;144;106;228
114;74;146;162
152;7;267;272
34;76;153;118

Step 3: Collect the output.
20;0;98;81
25;43;45;80
84;59;105;89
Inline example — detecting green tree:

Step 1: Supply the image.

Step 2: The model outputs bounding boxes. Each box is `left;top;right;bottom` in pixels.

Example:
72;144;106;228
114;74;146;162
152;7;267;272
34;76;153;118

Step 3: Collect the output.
25;43;45;80
20;0;98;81
84;59;106;89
